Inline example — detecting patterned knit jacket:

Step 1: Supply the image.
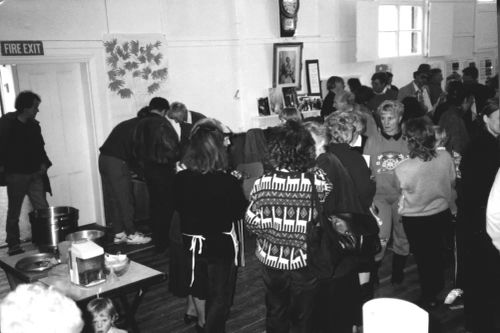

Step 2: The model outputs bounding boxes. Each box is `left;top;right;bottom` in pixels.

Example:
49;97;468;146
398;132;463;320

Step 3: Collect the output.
245;168;332;270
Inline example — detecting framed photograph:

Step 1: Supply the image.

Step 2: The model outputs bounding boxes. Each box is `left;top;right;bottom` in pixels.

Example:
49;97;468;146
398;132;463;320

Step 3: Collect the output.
273;42;303;90
257;97;271;116
282;87;299;108
305;60;322;96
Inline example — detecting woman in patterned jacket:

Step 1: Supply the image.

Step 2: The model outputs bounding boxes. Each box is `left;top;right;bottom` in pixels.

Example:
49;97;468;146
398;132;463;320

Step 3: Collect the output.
245;120;332;333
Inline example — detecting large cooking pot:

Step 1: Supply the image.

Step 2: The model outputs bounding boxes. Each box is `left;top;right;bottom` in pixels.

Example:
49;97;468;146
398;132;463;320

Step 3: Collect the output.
29;206;79;252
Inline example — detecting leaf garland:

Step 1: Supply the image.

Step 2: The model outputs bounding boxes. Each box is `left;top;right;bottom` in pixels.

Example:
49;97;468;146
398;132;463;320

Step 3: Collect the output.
104;38;168;99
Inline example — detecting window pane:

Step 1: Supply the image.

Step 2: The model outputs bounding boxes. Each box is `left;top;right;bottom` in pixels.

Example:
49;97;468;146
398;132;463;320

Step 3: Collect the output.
379;32;398;58
379;5;398;31
400;6;422;30
399;31;422;55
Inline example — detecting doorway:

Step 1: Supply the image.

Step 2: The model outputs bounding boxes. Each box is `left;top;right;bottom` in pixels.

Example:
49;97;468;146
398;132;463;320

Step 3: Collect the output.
0;62;101;244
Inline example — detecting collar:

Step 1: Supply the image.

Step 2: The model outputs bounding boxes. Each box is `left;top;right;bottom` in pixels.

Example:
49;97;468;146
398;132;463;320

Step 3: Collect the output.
351;134;362;147
381;131;402;141
186;110;193;124
374;86;388;95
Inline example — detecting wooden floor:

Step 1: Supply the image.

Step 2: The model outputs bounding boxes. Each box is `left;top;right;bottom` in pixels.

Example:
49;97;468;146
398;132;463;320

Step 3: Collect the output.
0;236;466;333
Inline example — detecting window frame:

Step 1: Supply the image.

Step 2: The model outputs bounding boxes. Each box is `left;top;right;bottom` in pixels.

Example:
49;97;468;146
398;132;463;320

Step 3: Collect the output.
377;2;426;59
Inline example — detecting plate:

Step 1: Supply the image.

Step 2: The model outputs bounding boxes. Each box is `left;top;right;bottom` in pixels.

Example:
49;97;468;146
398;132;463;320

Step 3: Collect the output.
15;253;58;272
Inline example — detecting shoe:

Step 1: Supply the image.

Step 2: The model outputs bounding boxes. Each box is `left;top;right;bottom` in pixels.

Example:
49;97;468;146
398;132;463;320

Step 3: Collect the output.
114;232;152;245
113;232;128;244
184;313;197;325
444;288;463;305
8;244;24;256
417;297;440;311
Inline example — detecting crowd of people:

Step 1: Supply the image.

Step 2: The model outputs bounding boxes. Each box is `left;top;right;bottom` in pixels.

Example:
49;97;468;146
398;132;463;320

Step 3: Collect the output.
0;62;499;333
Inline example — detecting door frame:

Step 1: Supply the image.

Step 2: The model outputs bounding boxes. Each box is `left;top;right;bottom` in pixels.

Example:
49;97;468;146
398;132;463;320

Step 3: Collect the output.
0;51;104;226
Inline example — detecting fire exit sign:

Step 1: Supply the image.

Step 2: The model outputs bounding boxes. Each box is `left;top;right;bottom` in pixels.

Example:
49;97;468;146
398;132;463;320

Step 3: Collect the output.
0;41;44;56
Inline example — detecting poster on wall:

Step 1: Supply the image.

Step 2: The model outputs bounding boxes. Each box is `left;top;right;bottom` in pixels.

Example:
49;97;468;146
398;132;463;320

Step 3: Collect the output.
103;34;169;117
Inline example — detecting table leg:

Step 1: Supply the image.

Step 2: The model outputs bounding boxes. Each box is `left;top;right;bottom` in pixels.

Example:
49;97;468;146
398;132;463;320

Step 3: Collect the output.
118;287;148;333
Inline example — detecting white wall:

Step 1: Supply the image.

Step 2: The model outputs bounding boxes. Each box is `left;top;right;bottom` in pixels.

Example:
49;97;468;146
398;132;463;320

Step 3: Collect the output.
0;0;497;134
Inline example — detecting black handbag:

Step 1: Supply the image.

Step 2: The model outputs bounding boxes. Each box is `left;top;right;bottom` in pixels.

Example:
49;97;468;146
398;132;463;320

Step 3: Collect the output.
306;173;337;279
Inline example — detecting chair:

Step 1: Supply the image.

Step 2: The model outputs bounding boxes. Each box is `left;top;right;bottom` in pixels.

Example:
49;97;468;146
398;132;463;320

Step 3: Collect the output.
363;298;428;333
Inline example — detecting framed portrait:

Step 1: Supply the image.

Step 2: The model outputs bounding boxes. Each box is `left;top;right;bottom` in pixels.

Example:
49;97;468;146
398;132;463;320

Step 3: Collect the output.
282;87;299;108
273;42;303;90
305;59;322;96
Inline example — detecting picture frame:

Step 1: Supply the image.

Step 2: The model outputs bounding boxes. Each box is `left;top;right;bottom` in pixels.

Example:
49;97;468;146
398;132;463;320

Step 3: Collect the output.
282;87;299;108
305;59;322;96
273;42;303;90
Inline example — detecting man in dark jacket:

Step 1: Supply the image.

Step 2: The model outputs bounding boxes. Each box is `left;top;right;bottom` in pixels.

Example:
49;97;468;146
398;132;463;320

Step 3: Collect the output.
0;91;52;255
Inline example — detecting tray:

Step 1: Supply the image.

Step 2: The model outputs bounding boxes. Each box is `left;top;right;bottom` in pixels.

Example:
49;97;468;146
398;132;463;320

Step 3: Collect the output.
15;253;58;272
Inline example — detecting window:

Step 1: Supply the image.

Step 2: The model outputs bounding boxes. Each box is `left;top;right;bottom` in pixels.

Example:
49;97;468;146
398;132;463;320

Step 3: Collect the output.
378;5;423;58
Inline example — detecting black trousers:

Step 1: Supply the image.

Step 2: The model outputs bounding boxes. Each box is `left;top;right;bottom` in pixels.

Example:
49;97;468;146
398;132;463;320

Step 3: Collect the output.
402;209;451;301
143;162;175;250
314;272;361;333
262;265;318;333
463;232;500;332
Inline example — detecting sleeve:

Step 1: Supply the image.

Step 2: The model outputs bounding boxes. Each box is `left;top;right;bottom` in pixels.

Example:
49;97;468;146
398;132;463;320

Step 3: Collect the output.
487;169;500;252
313;168;332;203
0;117;10;168
244;179;265;236
228;176;249;221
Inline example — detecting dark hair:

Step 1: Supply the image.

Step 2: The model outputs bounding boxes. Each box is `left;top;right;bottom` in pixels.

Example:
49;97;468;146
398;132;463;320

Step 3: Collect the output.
326;76;344;91
266;120;316;172
347;78;362;93
149;97;170;111
445;81;466;106
402;97;426;122
182;118;229;173
355;85;375;105
482;98;499;117
279;107;302;122
386;72;394;79
15;91;41;112
430;68;442;76
462;66;479;80
87;298;118;322
371;72;388;85
413;70;429;80
404;117;437;161
132;117;179;164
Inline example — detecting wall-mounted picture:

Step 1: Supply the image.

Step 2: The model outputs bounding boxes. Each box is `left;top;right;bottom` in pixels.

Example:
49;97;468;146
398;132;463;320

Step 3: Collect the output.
273;42;303;90
305;60;322;96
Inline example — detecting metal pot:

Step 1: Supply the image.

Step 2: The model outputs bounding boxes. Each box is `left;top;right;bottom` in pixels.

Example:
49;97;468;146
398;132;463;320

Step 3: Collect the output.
29;206;79;252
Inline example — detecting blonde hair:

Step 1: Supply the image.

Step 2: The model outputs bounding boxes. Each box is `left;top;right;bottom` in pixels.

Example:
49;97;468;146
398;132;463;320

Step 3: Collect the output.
0;284;83;333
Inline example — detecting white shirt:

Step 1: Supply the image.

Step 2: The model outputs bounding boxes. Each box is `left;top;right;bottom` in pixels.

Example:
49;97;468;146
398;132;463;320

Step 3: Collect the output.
487;168;500;252
413;82;433;112
186;110;193;124
166;116;181;140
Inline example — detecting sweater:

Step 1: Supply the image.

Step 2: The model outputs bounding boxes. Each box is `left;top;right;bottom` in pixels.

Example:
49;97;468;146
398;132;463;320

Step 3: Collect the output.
363;132;409;197
173;170;247;260
0;112;52;174
395;150;456;217
245;168;332;270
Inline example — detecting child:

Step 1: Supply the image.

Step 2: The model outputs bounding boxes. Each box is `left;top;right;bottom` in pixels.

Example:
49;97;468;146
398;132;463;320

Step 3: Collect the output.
87;298;127;333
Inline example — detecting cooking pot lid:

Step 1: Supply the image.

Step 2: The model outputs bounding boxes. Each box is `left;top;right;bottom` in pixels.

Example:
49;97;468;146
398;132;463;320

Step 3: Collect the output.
15;253;59;272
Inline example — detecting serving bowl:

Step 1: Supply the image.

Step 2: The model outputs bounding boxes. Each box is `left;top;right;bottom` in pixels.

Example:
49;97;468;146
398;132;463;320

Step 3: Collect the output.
104;253;130;277
65;229;106;245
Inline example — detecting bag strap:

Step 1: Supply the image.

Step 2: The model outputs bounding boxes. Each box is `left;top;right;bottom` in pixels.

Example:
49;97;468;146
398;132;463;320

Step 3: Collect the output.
306;172;325;227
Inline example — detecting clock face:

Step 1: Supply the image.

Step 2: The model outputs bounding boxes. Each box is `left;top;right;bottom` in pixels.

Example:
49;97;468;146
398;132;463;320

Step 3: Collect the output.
282;0;298;15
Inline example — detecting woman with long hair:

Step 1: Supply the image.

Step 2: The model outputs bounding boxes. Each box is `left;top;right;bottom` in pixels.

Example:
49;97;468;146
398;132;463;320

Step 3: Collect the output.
395;116;456;309
173;118;247;333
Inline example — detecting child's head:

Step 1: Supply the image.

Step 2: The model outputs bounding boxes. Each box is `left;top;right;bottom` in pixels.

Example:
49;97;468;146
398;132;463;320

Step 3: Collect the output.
87;298;118;333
